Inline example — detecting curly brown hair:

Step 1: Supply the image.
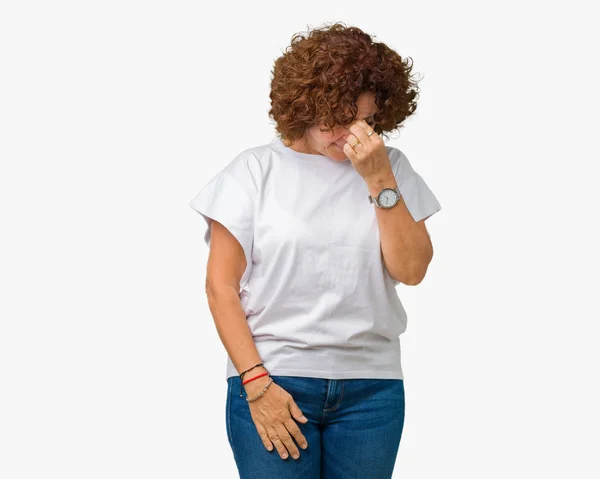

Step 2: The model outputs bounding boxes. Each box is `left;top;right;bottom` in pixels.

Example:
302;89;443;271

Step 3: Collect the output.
268;22;422;142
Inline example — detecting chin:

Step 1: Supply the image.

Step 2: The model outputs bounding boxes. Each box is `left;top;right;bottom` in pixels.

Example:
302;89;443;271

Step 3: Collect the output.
329;145;348;161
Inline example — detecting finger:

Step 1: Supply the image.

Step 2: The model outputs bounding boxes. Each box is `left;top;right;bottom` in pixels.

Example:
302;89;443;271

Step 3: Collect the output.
288;399;308;424
284;417;308;449
345;133;362;151
266;425;290;460
349;121;372;145
343;142;357;161
275;423;300;460
255;423;274;452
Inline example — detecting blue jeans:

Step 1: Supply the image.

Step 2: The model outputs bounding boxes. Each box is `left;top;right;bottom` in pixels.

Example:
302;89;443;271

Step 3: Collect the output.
226;374;405;479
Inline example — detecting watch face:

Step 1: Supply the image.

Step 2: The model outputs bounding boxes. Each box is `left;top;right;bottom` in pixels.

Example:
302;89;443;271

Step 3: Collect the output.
378;188;399;208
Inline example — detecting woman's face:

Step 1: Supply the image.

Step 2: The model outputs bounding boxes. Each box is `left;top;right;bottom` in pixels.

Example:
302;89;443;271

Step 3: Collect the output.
283;92;378;162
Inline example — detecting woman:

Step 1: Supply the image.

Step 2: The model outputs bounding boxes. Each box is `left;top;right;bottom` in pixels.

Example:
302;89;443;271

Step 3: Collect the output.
189;22;442;478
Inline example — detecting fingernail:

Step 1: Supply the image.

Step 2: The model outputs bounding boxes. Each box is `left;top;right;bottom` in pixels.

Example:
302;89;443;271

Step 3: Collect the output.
301;415;307;421
301;443;308;449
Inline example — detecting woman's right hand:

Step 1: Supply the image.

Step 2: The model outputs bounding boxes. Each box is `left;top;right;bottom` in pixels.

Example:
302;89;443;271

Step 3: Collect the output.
246;378;309;460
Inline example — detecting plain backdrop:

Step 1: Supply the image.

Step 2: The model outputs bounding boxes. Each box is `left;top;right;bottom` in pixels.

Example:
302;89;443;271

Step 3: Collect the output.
1;1;599;478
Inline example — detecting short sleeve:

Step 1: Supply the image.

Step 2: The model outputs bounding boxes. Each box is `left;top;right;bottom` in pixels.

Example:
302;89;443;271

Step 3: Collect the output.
188;154;258;291
393;149;442;223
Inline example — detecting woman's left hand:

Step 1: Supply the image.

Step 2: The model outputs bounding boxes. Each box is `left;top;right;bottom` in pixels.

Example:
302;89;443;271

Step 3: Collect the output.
343;120;393;181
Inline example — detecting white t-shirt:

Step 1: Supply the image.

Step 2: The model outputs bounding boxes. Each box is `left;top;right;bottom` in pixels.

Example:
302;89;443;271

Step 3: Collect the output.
189;137;442;381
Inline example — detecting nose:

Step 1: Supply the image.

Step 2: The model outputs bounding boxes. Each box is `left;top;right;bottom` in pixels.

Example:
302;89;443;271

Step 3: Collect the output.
334;124;352;141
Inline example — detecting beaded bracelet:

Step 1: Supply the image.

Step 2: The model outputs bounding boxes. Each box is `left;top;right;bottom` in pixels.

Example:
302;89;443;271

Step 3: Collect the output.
240;371;271;397
246;377;274;402
239;362;267;397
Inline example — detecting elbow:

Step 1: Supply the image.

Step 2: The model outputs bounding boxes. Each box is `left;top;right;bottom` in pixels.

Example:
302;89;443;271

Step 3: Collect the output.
387;245;435;286
396;273;423;286
393;262;430;286
205;278;240;300
405;246;435;285
391;269;421;286
404;273;425;286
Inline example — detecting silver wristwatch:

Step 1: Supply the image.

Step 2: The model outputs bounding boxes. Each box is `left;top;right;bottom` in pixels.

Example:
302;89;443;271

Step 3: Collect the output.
368;186;401;209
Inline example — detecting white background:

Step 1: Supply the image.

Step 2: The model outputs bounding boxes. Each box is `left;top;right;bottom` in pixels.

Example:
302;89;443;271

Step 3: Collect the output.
1;1;599;478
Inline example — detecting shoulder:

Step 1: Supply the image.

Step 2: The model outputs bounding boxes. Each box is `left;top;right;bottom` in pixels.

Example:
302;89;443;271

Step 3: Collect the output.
221;141;276;192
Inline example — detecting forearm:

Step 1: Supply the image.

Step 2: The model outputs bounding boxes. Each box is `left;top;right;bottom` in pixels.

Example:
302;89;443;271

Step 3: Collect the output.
206;286;270;392
366;171;433;285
